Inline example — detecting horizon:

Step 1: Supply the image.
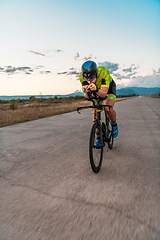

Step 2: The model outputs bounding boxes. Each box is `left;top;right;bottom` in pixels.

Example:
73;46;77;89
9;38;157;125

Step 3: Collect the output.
0;86;160;97
0;0;160;95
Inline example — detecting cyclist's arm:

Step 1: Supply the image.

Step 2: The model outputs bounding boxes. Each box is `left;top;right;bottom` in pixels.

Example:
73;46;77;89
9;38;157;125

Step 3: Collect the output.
89;83;108;98
96;86;108;98
81;80;90;99
96;75;110;98
83;90;90;99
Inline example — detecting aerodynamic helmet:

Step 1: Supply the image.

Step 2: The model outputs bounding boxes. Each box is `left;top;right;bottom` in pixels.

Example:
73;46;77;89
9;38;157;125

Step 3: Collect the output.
81;60;98;80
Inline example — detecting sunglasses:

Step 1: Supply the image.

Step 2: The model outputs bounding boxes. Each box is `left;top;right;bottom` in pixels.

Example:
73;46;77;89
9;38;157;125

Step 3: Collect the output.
83;74;96;81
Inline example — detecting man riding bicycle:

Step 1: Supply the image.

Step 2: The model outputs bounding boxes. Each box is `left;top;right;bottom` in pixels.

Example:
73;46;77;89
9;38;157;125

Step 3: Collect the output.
79;60;118;147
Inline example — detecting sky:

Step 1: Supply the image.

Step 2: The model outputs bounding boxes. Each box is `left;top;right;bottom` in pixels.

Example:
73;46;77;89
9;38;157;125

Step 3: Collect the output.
0;0;160;96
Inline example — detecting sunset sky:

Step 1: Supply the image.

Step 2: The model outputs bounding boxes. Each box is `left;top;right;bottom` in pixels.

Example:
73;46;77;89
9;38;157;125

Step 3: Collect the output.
0;0;160;96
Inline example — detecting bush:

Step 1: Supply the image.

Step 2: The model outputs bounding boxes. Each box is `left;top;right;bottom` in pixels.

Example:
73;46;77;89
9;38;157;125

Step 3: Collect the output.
0;99;10;104
29;96;36;100
10;100;18;110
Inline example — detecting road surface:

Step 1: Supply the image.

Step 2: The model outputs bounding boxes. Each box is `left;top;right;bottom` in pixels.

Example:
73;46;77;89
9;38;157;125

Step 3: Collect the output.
0;96;160;240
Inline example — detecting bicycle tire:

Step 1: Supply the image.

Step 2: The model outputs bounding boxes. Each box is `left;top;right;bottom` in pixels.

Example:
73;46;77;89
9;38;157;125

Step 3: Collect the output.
106;118;114;149
89;122;104;173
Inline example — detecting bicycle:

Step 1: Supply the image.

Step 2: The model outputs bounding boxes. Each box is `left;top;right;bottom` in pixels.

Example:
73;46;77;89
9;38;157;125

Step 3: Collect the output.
77;92;114;173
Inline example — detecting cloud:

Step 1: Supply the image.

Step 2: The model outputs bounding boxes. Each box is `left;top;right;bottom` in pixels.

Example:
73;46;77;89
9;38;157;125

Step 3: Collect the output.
98;61;119;73
40;71;51;74
153;68;160;75
29;50;46;57
112;73;128;79
67;71;79;76
0;65;54;76
74;53;97;61
0;65;52;75
111;64;139;81
30;49;63;57
4;66;17;73
121;64;139;78
1;66;32;74
83;55;93;61
57;71;68;75
122;64;139;73
45;49;63;53
16;67;31;71
127;73;160;88
35;66;44;69
54;49;63;52
57;68;79;80
74;52;80;60
113;72;137;80
57;70;79;77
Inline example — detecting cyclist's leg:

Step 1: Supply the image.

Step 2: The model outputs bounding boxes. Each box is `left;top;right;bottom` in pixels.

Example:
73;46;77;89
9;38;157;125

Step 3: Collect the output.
104;79;116;120
91;103;101;147
104;94;118;138
103;97;116;122
92;108;96;122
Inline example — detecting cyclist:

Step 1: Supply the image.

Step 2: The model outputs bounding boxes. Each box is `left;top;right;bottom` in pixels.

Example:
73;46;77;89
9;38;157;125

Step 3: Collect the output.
79;60;118;147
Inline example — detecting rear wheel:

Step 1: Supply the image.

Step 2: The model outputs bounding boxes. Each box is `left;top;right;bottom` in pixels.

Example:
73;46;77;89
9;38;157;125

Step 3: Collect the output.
89;122;104;173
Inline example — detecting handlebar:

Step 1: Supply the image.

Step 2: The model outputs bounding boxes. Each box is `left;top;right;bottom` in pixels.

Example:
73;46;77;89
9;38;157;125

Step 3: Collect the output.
77;104;113;114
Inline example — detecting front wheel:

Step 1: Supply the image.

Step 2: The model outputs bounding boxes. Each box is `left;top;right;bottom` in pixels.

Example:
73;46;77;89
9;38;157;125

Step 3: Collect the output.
89;122;104;173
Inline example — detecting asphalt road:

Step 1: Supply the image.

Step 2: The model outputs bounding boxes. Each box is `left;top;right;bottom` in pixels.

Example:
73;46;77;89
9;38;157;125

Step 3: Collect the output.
0;96;160;240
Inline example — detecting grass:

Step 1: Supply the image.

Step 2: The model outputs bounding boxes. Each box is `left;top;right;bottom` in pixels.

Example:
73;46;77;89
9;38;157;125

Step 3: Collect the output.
144;94;160;98
0;97;89;127
0;95;136;128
